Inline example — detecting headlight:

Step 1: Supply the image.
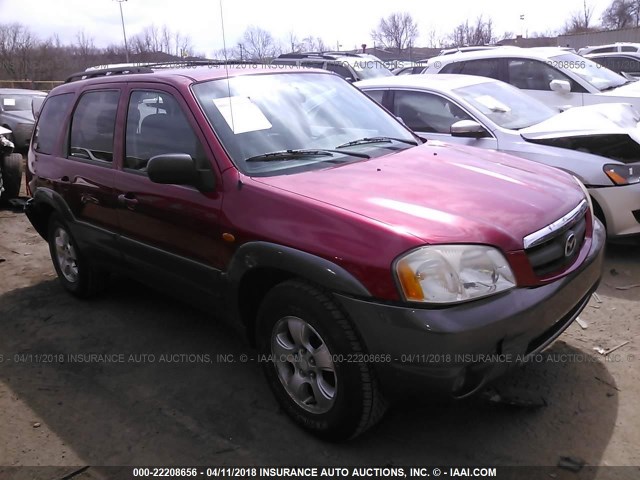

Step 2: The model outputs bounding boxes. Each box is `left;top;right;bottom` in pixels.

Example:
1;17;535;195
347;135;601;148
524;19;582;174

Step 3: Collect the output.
394;245;516;304
603;164;639;185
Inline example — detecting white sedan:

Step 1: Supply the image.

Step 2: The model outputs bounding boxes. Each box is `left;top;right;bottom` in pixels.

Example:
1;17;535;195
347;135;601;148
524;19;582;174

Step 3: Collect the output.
356;74;640;240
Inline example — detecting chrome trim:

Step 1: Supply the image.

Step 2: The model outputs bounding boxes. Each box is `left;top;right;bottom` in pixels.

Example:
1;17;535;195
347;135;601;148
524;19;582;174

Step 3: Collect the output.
523;200;588;249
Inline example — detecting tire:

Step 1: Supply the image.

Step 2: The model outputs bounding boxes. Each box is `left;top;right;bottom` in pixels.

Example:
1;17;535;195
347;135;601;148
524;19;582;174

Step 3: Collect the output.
47;214;106;298
256;280;387;440
0;153;23;204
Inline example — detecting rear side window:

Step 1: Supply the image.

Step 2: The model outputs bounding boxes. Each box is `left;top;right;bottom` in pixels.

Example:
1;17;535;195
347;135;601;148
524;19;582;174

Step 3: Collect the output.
363;90;385;104
69;90;120;163
458;59;501;80
326;63;353;79
32;93;74;155
440;62;463;74
621;46;637;52
591;46;616;54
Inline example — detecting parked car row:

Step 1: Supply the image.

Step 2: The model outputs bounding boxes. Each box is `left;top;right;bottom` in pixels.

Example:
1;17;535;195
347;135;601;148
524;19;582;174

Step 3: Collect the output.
24;62;607;440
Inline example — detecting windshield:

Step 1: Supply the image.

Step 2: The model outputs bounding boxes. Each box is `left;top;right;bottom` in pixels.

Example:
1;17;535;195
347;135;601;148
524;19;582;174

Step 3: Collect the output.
0;94;45;112
551;53;628;91
454;80;557;129
192;72;415;176
351;60;393;79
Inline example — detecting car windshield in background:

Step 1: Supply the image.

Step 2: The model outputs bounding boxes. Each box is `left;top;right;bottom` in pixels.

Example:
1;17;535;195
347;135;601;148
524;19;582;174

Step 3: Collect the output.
352;61;393;79
1;94;44;112
551;53;628;91
454;80;557;130
192;72;415;176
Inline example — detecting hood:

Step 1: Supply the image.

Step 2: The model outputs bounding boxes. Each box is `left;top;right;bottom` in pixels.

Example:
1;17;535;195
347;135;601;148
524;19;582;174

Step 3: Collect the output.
598;80;640;96
520;103;640;164
1;110;34;123
254;142;585;251
520;103;640;142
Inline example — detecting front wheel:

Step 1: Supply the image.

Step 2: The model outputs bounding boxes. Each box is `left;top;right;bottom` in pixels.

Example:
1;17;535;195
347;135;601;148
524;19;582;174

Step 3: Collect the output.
256;280;387;440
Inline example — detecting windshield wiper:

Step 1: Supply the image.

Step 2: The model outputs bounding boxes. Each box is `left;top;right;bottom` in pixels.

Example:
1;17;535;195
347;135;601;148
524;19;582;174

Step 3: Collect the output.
245;148;369;163
336;136;418;149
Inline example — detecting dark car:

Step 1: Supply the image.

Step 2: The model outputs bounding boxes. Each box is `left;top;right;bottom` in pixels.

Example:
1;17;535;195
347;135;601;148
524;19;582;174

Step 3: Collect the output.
585;52;640;79
0;88;47;151
0;125;22;204
25;64;604;440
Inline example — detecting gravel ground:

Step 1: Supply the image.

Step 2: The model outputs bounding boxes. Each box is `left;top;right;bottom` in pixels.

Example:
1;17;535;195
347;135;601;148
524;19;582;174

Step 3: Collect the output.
0;202;638;480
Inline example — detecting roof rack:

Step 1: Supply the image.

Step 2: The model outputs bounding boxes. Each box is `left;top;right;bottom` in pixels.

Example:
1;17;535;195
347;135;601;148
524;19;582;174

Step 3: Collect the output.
276;51;361;60
65;60;261;83
65;66;155;83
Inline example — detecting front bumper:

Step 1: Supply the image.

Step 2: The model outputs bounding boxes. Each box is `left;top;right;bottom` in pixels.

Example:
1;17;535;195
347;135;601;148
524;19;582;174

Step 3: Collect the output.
590;183;640;238
334;219;606;399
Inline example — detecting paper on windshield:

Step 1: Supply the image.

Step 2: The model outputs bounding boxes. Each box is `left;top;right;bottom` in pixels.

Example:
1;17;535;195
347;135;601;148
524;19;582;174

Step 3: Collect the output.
3;98;16;106
213;96;272;134
475;95;511;113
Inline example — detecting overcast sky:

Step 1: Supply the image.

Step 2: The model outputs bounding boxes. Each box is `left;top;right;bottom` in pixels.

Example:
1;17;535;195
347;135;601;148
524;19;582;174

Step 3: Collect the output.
0;0;612;56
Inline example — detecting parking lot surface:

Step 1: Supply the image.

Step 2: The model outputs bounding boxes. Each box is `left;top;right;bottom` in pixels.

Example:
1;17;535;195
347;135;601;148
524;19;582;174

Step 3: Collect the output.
0;206;639;477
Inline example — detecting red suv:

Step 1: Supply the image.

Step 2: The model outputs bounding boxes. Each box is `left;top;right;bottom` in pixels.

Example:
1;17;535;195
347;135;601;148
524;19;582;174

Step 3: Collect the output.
26;64;605;440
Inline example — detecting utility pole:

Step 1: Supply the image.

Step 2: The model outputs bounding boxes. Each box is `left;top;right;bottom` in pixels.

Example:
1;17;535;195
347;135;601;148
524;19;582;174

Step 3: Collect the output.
114;0;130;63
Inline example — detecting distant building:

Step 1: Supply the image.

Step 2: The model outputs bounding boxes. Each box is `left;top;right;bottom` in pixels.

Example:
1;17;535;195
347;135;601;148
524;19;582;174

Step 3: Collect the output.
496;35;558;48
558;26;640;49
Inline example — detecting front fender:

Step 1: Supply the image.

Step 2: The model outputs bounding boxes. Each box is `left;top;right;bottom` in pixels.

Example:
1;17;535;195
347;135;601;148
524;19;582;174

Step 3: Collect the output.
224;241;371;298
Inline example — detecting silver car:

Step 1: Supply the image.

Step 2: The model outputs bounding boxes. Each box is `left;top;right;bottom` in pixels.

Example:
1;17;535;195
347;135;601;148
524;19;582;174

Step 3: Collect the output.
356;74;640;240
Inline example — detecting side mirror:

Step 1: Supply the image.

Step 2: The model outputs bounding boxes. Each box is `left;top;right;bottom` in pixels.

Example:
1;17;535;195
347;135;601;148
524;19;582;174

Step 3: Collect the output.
148;153;198;185
345;77;354;83
147;153;215;192
550;79;571;94
450;120;489;138
32;96;46;121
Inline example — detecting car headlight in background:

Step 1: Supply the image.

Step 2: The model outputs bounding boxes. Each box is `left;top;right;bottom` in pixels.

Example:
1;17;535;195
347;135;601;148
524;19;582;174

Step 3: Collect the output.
603;164;639;186
395;245;516;304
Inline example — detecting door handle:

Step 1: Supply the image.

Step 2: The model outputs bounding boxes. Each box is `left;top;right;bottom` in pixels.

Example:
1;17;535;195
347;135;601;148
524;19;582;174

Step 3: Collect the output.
117;193;139;210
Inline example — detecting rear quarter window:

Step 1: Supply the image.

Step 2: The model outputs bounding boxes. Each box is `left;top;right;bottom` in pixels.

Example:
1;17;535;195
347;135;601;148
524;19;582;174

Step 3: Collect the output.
32;93;75;155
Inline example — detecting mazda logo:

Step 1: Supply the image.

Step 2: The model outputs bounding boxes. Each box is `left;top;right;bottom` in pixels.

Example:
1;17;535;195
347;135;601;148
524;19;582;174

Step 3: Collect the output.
564;232;577;258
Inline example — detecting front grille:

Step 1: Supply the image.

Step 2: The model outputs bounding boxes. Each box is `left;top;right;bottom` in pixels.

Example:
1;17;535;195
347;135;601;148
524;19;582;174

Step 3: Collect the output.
524;201;589;277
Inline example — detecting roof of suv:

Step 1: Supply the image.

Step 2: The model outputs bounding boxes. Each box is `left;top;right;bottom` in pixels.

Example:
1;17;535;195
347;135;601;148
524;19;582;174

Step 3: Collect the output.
429;46;574;65
579;42;640;52
54;65;322;93
357;73;493;90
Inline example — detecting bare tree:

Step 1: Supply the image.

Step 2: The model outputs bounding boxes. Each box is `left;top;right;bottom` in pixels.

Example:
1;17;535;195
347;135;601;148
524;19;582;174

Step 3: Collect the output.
300;36;327;52
448;16;496;47
563;1;596;34
371;12;419;54
75;30;96;58
425;28;443;48
287;31;301;53
241;26;279;61
601;0;640;29
0;23;37;79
